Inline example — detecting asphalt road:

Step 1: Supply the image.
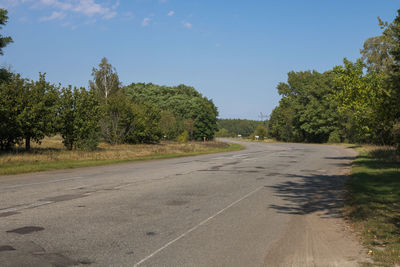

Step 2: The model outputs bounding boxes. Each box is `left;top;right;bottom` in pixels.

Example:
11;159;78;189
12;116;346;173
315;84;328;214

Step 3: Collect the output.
0;140;364;266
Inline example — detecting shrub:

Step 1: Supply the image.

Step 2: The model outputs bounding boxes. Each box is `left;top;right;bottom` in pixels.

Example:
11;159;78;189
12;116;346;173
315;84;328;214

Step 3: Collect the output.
177;130;189;143
328;130;341;143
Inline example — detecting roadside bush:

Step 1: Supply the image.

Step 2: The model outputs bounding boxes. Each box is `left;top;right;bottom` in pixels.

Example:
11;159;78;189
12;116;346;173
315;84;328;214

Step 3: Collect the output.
254;125;267;140
328;130;341;143
177;130;189;143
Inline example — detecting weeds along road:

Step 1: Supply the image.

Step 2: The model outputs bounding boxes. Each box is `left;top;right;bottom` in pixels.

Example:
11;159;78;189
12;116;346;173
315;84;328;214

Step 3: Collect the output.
0;140;365;267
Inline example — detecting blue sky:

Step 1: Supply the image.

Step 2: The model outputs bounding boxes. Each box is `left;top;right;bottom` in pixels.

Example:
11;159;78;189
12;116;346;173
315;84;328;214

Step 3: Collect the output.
0;0;399;120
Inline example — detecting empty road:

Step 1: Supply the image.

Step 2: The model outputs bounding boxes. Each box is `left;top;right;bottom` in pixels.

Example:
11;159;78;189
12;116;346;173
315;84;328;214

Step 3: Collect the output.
0;140;364;266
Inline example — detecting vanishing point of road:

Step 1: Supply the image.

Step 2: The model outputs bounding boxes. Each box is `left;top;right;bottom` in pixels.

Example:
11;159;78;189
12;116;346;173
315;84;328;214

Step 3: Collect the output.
0;140;365;266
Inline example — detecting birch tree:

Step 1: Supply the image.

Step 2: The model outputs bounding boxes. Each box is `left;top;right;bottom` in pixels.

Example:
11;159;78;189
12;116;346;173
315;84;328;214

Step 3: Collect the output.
90;57;120;102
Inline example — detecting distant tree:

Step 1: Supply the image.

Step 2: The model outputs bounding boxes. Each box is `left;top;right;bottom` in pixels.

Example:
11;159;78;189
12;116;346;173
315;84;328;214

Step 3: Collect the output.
254;125;267;140
217;119;262;137
268;70;341;143
90;57;120;103
215;128;232;137
124;82;218;140
0;8;12;56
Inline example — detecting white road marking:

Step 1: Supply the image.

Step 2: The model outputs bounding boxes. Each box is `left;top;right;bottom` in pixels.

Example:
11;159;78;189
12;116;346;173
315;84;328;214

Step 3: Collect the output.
133;186;264;266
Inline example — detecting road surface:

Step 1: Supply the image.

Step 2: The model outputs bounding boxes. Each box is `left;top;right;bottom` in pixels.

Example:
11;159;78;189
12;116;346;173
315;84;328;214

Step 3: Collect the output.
0;140;365;266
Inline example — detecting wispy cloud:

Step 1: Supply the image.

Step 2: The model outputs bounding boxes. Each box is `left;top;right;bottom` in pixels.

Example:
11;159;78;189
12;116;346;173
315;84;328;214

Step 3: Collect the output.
167;10;174;16
182;21;192;29
39;11;66;21
142;17;151;27
23;0;119;21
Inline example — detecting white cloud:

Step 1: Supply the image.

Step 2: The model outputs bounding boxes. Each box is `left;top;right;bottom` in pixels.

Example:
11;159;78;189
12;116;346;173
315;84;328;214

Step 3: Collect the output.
167;10;174;16
142;17;151;27
183;21;192;29
40;11;66;21
27;0;119;21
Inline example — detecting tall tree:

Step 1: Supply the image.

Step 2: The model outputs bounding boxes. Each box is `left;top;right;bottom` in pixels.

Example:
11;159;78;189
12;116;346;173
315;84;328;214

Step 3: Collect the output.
90;57;120;102
387;9;400;150
0;74;25;150
18;74;59;150
0;8;12;56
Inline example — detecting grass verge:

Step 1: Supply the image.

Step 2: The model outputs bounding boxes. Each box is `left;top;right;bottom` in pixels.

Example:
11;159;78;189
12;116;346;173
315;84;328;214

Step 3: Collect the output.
344;146;400;267
0;137;244;176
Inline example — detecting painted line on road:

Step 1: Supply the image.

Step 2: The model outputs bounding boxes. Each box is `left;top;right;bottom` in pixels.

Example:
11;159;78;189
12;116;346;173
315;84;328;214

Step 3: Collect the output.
133;186;264;266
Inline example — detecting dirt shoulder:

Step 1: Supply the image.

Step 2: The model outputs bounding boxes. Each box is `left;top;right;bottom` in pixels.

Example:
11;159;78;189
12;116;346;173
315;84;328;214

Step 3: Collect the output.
264;146;368;266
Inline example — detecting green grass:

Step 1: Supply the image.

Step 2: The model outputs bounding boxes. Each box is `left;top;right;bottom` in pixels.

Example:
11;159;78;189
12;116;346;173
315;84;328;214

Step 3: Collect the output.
345;147;400;267
0;142;244;176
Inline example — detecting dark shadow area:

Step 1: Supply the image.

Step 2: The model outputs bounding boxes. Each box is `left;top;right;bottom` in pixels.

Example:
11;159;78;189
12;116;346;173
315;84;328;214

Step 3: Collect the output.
325;156;356;160
0;146;106;156
268;173;348;218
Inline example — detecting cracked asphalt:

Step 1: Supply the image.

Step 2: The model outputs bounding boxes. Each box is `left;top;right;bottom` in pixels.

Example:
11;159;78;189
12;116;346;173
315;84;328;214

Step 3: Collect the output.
0;140;364;266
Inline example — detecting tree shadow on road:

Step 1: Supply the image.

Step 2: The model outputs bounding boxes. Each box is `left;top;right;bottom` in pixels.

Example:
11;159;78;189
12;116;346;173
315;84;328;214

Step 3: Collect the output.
267;172;349;219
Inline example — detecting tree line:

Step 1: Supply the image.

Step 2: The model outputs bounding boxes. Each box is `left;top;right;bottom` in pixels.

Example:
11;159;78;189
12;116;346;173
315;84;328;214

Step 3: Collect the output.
0;9;219;151
216;119;266;138
268;9;400;152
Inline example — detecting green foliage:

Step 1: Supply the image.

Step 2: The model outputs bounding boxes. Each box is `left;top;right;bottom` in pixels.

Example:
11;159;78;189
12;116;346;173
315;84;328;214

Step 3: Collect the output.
58;86;101;150
269;71;341;143
160;110;180;140
90;57;120;102
334;59;393;144
19;74;59;150
124;83;218;140
328;130;341;143
0;8;12;55
0;73;25;149
125;102;163;144
254;125;267;140
217;119;263;137
215;128;233;137
176;130;189;143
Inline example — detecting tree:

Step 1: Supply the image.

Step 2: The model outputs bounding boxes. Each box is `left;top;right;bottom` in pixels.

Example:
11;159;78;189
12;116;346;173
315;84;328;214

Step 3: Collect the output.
58;86;75;150
73;88;101;150
333;59;392;144
0;74;25;150
160;110;179;139
0;8;12;56
58;86;101;150
90;57;120;103
124;102;162;144
18;74;59;150
254;125;267;140
268;70;341;143
387;9;400;151
124;82;219;140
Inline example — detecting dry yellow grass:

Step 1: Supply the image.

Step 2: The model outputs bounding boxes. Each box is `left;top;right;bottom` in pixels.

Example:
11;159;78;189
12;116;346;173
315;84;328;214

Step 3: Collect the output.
0;136;243;175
